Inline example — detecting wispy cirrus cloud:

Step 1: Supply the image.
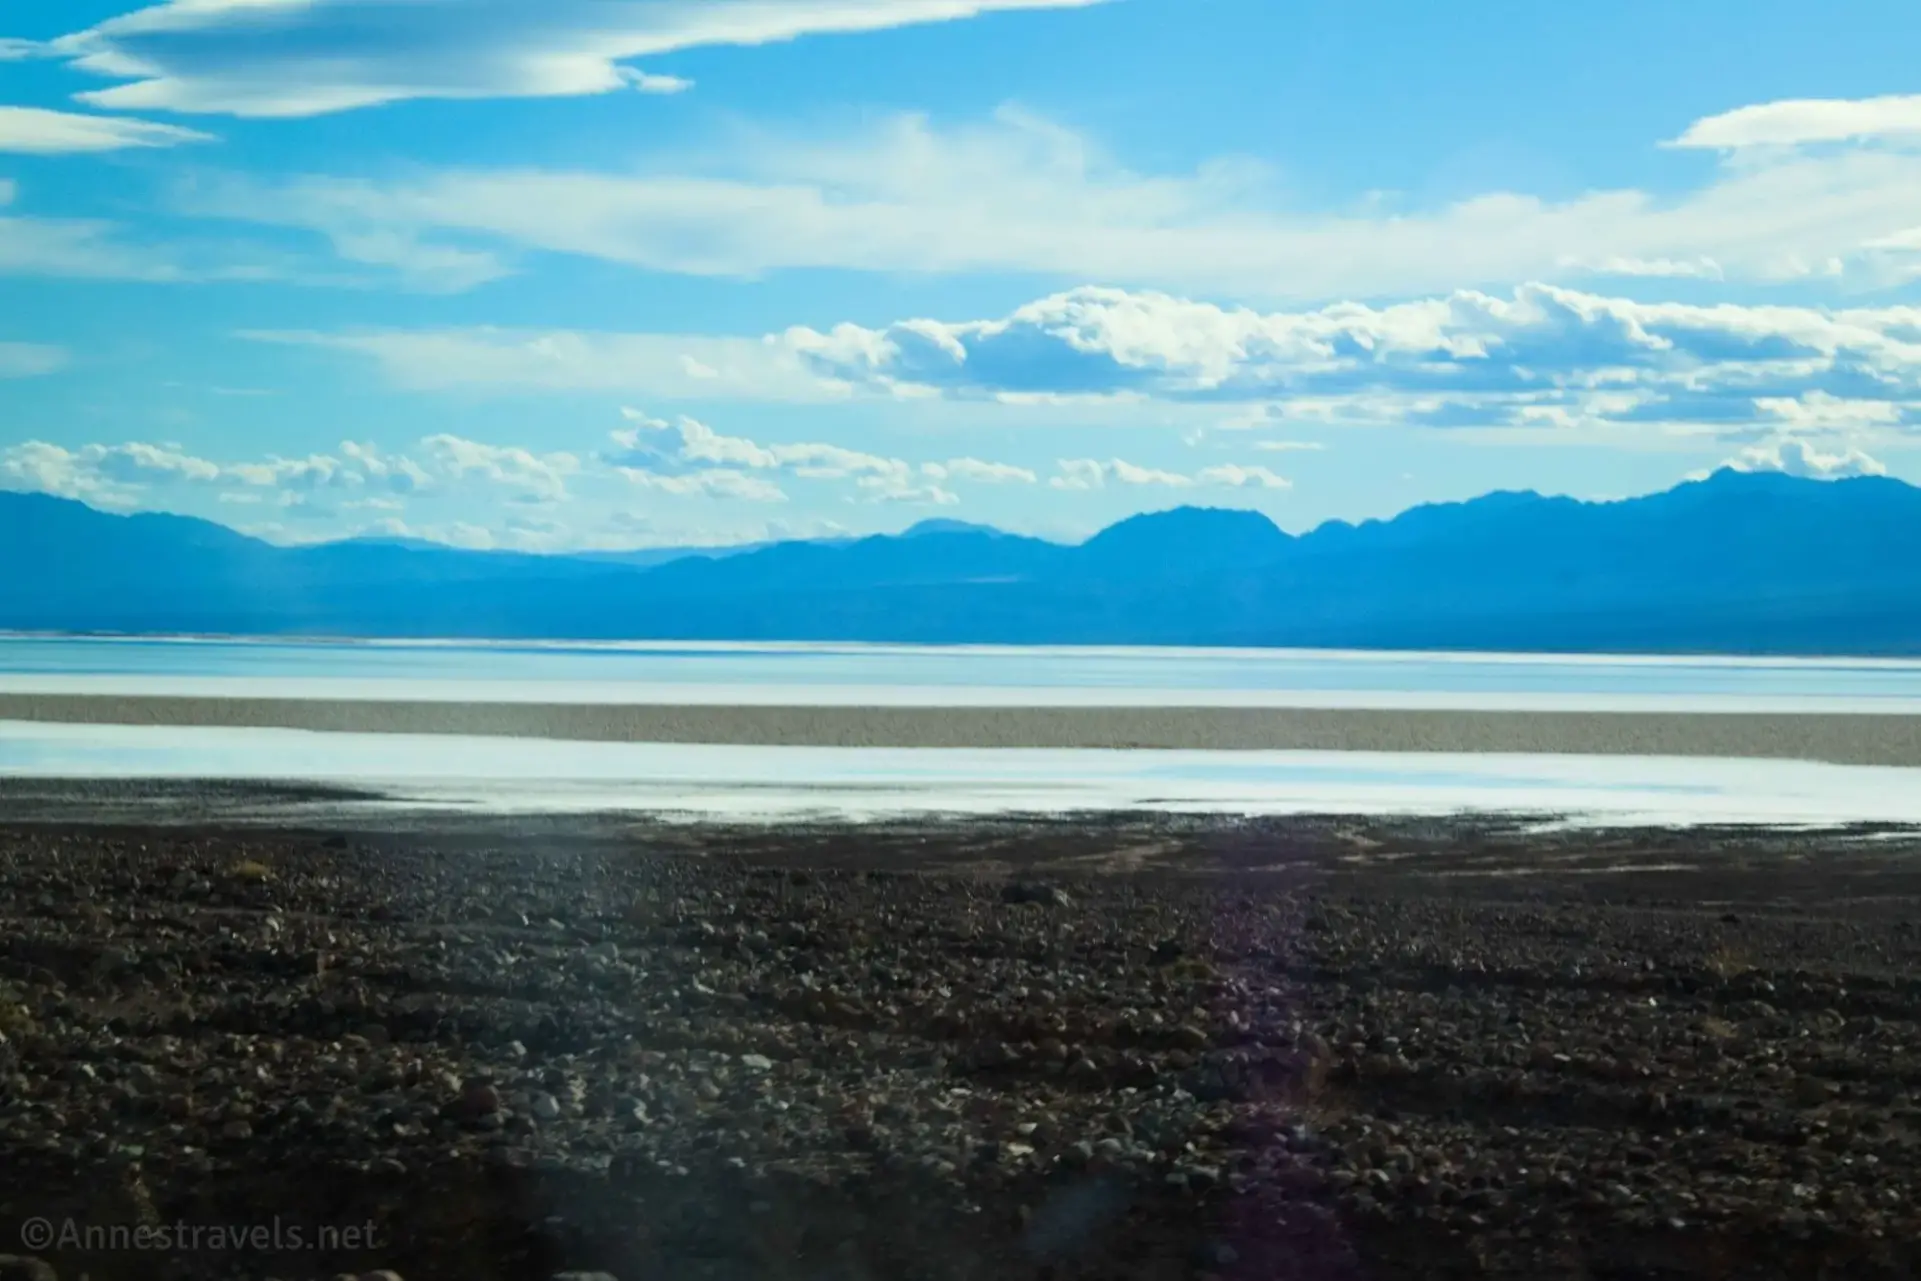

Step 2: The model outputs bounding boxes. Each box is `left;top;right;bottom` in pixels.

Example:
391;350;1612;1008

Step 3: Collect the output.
0;341;67;378
0;104;214;154
244;326;856;398
26;0;1110;118
1670;94;1921;149
177;103;1921;298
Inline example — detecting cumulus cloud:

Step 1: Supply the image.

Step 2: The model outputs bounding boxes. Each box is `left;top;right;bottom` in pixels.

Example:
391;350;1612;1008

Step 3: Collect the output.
223;441;432;494
0;105;214;154
1724;438;1889;479
1195;463;1291;490
1049;459;1178;490
420;434;579;501
177;105;1921;298
921;457;1037;484
1671;94;1921;150
793;283;1921;436
625;468;789;503
0;439;226;503
611;410;910;481
1048;457;1293;492
0;437;441;508
856;475;958;505
609;410;1031;506
31;0;1108;117
272;281;1921;444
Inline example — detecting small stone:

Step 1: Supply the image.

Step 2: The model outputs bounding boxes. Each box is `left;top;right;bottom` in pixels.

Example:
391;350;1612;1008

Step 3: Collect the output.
739;1053;774;1072
530;1092;562;1121
1001;883;1072;908
0;1258;57;1281
457;1083;502;1118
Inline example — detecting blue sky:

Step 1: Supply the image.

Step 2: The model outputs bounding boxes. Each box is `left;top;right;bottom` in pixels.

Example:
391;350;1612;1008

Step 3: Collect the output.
4;0;1921;551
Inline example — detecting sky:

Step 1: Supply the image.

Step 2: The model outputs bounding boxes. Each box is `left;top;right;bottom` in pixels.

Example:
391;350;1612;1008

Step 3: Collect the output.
3;0;1921;552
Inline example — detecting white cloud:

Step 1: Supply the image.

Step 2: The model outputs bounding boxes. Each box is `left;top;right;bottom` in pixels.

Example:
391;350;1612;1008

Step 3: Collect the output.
610;410;1024;506
612;408;914;482
1671;94;1921;150
1196;463;1291;490
624;468;789;503
37;0;1109;117
1048;458;1186;490
0;105;213;154
355;516;500;551
1;441;112;500
318;228;510;293
420;434;579;501
1;437;443;510
0;211;186;281
792;282;1921;436
1724;438;1889;479
0;181;311;284
922;457;1037;484
0;342;66;377
246;328;855;399
1048;458;1107;491
247;280;1921;447
1559;255;1724;280
223;441;431;494
180;106;1921;298
1753;391;1905;433
616;68;693;95
1;439;226;502
1049;457;1294;492
856;475;958;505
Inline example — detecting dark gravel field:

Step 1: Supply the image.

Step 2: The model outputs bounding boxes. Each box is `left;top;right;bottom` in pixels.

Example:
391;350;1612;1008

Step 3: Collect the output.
3;786;1921;1281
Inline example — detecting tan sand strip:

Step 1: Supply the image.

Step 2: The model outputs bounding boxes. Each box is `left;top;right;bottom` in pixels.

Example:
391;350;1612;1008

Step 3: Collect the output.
4;694;1921;766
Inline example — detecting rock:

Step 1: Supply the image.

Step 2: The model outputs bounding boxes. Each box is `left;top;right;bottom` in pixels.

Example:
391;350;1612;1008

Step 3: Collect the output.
1000;883;1072;908
455;1082;502;1119
739;1053;774;1072
0;1258;56;1281
531;1092;563;1121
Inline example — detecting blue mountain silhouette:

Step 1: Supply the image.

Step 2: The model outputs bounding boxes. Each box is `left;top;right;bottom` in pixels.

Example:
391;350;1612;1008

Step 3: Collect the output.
4;470;1918;652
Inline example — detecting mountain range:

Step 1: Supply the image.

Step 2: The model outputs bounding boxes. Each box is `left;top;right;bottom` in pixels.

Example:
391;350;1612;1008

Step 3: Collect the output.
4;470;1920;653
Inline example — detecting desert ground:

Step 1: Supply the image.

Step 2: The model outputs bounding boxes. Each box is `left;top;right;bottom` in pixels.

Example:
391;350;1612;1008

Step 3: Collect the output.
2;784;1921;1280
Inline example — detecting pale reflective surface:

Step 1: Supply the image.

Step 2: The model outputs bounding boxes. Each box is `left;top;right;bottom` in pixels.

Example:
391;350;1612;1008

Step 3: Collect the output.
4;720;1918;828
7;636;1921;711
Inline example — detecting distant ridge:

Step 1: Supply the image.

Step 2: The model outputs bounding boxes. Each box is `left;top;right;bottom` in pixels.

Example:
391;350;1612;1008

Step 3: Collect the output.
4;470;1920;653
